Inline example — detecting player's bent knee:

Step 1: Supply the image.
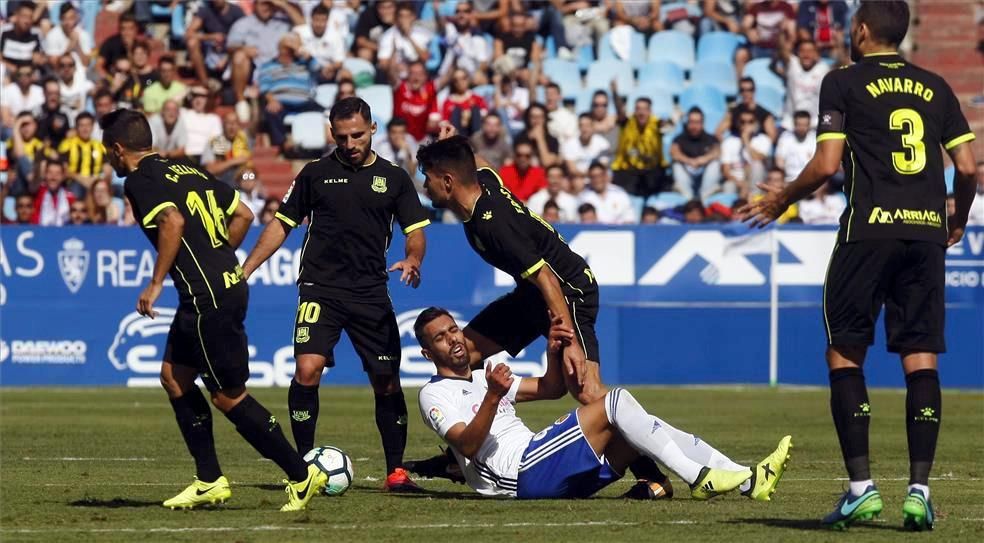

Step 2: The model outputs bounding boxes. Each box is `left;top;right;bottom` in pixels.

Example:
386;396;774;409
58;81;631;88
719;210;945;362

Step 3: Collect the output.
210;387;247;413
369;374;402;395
827;344;867;369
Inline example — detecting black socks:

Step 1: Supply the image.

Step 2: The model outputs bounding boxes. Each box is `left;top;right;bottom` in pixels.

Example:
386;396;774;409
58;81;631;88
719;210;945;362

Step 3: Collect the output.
375;390;409;474
628;456;669;485
288;380;320;455
225;394;309;482
170;387;222;482
905;369;941;486
829;367;871;481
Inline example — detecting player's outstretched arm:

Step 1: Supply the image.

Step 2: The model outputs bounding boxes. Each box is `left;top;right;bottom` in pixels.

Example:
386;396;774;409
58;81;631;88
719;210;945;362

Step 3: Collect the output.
527;267;586;385
242;219;290;279
516;314;574;402
443;363;513;459
389;228;426;288
226;200;255;249
138;206;184;319
946;141;978;247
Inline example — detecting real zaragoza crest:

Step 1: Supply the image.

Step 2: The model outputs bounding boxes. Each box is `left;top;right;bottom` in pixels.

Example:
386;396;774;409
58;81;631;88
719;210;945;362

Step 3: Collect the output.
371;176;387;193
58;238;89;294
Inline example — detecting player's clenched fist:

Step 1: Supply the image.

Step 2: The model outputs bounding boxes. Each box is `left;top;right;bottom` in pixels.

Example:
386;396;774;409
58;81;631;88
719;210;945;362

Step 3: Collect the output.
485;362;513;399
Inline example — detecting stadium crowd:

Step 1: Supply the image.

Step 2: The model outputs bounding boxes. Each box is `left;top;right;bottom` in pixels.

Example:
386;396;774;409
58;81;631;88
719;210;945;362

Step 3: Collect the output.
2;0;983;227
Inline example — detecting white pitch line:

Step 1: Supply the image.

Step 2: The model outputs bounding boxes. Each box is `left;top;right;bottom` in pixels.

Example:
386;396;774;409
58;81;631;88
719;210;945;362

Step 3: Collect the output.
785;477;981;482
1;521;644;534
22;457;156;462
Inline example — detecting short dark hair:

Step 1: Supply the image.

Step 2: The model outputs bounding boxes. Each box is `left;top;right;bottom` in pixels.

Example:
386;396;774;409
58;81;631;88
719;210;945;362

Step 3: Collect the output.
16;110;33;120
513;138;534;152
413;307;453;348
132;39;150;54
15;1;35;13
592;89;608;101
387;117;407;130
311;3;331;17
543;200;560;212
687;106;704;118
795;38;816;52
76;111;95;124
587;160;606;173
329;96;371;124
523;102;547;126
94;89;114;102
793;110;811;121
578;112;592;122
578;203;596;214
46;158;66;171
396;2;415;15
641;206;659;218
119;13;138;26
158;55;176;68
483;111;502;122
855;0;909;47
683;199;705;214
59;2;77;18
739;76;755;88
546;82;561;93
100;109;153;151
634;96;652;107
546;163;567;176
416;135;477;183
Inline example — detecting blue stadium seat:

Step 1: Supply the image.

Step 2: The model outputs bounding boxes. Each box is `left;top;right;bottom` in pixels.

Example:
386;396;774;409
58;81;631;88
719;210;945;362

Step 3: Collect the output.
426;37;443;72
291;112;328;150
679;85;726;113
586;60;635;93
599;29;648;69
356;85;394;125
755;85;785;118
743;58;785;93
647;30;695;72
705;192;738;208
945;165;955;193
472;84;495;104
646;192;689;210
629;195;645;220
697;31;743;64
543;59;583;98
3;196;14;221
315;84;338;109
419;1;458;23
627;90;674;120
576;44;596;72
342;58;376;82
690;60;738;97
663;123;682;166
637;61;685;97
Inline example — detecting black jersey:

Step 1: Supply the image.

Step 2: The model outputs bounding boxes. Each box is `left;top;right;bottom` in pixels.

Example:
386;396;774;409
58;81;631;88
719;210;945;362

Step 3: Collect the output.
125;154;246;312
816;52;976;245
464;167;594;296
276;151;431;302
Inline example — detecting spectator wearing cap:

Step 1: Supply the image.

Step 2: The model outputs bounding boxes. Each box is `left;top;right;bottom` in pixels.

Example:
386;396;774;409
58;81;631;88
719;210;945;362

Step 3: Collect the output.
442;68;489;138
185;0;246;87
58;112;105;191
742;0;796;59
375;117;419;180
493;11;543;87
671;107;722;201
35;79;70;149
774;110;815;182
32;159;75;226
515;103;560;168
149;99;188;159
142;56;188;115
0;1;43;70
228;0;305;122
434;1;492;85
500;139;547;202
352;0;395;62
779;39;829;129
97;13;142;77
527;164;580;223
378;3;433;83
580;160;637;224
717;77;778;142
294;3;348;83
470;112;511;170
393;61;440;142
203;111;252;186
796;0;848;55
181;86;223;162
1;66;42;128
562;113;610;178
612;96;665;197
578;202;598;224
43;2;92;67
55;53;93;124
720;109;772;198
257;32;324;149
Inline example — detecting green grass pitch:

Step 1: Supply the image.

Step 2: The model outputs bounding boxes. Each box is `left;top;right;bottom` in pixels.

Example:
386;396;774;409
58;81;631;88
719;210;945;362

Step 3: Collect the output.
2;386;982;542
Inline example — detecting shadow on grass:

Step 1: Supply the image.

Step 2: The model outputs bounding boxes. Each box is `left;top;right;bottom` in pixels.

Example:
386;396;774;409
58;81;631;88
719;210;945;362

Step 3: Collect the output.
376;488;489;500
727;518;904;532
69;498;162;509
242;483;285;492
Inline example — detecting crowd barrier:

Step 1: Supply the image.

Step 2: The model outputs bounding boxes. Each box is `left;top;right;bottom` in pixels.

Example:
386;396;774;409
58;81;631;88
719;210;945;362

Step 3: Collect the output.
1;225;981;388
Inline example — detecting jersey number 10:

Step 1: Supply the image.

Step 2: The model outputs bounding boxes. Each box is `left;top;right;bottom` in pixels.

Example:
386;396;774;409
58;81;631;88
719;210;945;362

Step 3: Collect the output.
889;108;926;175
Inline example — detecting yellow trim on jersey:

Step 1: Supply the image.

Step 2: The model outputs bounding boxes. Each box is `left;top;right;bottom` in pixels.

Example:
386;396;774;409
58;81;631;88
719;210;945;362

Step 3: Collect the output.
181;238;218;310
944;132;976;150
478;166;507;187
520;259;547;279
402;219;430;235
816;133;846;143
226;190;241;215
863;51;899;57
142;201;177;227
275;212;298;228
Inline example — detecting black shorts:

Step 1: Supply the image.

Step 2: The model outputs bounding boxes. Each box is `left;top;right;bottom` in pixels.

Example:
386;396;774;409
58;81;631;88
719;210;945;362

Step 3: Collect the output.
823;239;946;354
466;285;601;363
293;296;401;376
164;299;250;393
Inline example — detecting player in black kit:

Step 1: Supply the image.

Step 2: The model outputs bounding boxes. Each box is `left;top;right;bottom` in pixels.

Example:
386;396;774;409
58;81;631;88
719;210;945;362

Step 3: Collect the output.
407;126;673;500
738;1;978;531
101;109;326;511
242;97;430;492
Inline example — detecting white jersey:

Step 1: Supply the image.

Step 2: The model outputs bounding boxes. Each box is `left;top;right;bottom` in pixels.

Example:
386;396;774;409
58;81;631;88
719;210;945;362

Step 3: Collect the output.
417;371;533;497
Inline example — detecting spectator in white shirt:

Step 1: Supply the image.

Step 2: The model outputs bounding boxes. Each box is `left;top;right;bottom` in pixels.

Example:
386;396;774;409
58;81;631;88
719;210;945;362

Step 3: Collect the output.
721;110;773;198
968;161;984;226
774;110;816;182
378;3;433;83
54;53;93;124
375;117;419;181
798;182;846;224
1;65;43;127
562;114;611;177
579;161;638;224
181;87;223;160
436;1;491;85
527;164;580;223
149;100;188;159
43;3;93;67
293;3;348;82
782;38;829;129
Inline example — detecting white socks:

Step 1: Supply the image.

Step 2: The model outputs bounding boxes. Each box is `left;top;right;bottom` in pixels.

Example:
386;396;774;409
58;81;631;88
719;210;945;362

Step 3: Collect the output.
908;483;930;499
850;479;874;495
605;388;704;484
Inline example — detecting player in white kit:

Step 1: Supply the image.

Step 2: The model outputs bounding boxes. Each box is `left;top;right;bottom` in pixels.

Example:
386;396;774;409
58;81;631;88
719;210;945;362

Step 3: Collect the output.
414;307;794;499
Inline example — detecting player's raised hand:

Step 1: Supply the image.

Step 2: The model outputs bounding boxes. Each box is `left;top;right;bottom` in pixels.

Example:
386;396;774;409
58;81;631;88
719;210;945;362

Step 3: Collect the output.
485;361;514;399
137;281;163;319
437;121;457;141
388;258;422;288
735;182;788;229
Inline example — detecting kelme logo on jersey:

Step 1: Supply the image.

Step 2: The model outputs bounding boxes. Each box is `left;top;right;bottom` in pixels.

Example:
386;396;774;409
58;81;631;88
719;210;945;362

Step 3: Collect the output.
371;176;387;193
58;238;89;294
296;326;310;344
868;207;942;228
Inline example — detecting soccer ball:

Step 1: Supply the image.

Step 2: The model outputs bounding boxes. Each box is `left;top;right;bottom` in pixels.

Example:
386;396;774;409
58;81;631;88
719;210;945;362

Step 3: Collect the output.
303;446;355;496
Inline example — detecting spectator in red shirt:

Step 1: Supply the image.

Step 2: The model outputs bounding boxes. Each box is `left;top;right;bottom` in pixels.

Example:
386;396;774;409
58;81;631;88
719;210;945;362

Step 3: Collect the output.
32;159;75;226
441;68;488;137
499;139;547;202
393;61;439;141
742;0;796;59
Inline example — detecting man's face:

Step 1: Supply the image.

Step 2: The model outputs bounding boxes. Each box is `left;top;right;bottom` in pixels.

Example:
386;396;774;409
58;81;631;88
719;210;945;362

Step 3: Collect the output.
191;93;208;112
794;116;811;139
798;41;819;70
633;100;651;126
578;116;593;138
739;81;755;105
766;170;784;189
453;3;474;30
57;56;75;81
15;7;32;32
684;207;703;224
95;96;114;118
15;68;32;88
514;144;533;170
17;117;36;139
686;112;704;136
120;20;138;42
69;201;88;224
255;0;274;21
162;101;180;124
388;123;407;145
15;196;34;223
311;12;329;36
422;168;451;208
332;114;375;166
590;95;608;120
542;206;560;223
44;83;60;108
452;69;470;92
547;168;567;195
238;169;257;192
420;314;470;371
580;208;597;224
408;63;427;88
481;115;501;139
104;142;128;177
61;7;79;32
545;86;561;109
223;112;239;139
510;14;527;35
132;46;149;69
45;163;66;190
739;113;758;134
377;1;396;24
77;118;93;140
159;62;175;86
527;107;546;127
588;167;607;192
396;7;416;33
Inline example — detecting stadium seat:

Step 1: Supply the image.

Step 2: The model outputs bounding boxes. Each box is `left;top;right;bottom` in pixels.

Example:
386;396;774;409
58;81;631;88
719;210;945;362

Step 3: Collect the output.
315;84;338;109
705;192;738;208
945;165;955;193
342;58;376;83
647;30;695;72
755;85;785;118
637;61;685;97
576;44;596;72
679;85;726;113
743;58;785;93
690;61;738;97
356;85;394;125
586;60;635;93
627;89;674;120
3;196;14;221
111;197;125;221
575;87;612;115
646;192;689;210
543;59;583;98
425;36;443;72
291;112;328;150
472;84;495;104
629;195;645;219
697;31;743;64
599;29;648;69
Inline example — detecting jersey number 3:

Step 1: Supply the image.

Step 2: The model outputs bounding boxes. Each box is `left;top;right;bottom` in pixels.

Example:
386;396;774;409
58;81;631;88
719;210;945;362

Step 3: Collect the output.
186;190;229;248
889;108;926;175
